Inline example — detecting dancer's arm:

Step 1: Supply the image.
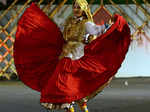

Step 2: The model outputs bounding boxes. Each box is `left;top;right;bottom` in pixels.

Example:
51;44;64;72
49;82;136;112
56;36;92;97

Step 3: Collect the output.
84;21;105;43
85;21;105;36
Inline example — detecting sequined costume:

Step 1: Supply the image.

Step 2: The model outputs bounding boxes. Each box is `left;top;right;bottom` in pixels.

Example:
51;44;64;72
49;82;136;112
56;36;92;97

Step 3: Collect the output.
60;16;105;60
59;16;87;60
13;1;131;112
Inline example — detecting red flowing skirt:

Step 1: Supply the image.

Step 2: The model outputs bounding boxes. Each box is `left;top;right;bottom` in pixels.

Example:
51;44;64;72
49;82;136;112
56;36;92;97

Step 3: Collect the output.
14;3;131;103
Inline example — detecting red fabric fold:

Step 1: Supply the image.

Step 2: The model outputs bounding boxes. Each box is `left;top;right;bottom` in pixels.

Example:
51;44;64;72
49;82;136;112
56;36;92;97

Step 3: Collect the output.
14;3;131;103
14;3;64;91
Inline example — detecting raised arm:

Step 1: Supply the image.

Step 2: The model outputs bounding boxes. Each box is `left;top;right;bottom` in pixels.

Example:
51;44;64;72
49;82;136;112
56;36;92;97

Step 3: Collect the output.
84;21;105;43
85;21;105;36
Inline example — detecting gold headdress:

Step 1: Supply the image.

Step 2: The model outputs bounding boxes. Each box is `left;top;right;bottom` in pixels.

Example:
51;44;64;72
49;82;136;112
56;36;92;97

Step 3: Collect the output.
74;0;93;21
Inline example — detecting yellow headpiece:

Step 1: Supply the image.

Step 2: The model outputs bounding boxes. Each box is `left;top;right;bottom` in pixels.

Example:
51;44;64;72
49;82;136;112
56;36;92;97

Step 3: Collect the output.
74;0;93;21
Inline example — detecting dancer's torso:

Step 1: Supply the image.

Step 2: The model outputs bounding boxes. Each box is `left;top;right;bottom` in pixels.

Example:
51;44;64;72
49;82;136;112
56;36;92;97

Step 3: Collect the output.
60;16;105;60
63;16;88;42
60;17;88;60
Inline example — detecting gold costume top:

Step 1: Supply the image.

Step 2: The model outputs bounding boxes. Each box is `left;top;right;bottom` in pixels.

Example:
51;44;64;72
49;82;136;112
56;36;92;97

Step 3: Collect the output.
59;16;88;60
63;16;88;42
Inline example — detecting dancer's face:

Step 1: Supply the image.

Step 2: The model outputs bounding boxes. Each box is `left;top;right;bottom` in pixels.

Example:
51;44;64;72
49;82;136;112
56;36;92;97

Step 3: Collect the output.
73;2;83;17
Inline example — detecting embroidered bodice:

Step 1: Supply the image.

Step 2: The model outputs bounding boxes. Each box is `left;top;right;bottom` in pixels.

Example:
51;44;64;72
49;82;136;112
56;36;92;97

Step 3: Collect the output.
59;16;105;60
63;16;88;42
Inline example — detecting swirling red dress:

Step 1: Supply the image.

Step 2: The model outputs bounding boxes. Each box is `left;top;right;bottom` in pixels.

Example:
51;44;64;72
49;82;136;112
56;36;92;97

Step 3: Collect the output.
13;3;131;103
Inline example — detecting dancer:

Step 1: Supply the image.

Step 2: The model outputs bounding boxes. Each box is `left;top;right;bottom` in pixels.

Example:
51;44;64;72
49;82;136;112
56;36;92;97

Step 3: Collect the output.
14;0;131;112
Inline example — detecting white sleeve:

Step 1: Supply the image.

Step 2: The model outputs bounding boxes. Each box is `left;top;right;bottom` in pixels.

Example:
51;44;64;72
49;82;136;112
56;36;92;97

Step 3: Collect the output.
85;21;105;36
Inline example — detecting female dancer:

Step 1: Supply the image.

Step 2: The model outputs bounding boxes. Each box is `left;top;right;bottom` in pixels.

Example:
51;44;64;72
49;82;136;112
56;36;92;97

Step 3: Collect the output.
14;0;131;112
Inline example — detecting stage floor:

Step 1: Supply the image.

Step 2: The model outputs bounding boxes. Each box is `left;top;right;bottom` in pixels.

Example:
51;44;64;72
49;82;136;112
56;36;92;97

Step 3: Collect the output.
0;78;150;112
